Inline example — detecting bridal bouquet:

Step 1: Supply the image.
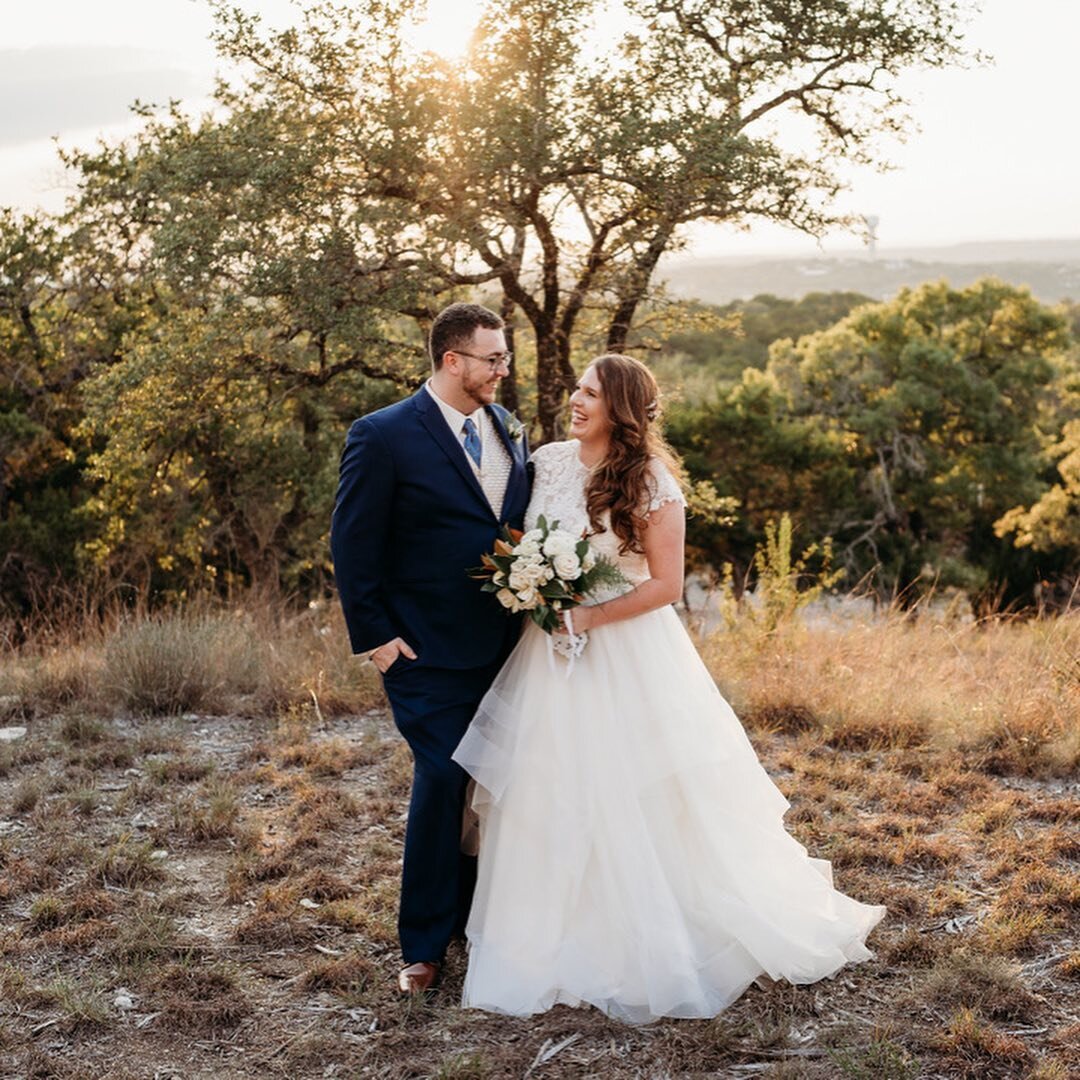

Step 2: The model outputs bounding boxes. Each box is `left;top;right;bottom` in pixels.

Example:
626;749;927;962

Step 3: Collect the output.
470;516;625;646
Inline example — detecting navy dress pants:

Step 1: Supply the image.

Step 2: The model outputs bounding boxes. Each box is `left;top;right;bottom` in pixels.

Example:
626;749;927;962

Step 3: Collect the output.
381;656;505;965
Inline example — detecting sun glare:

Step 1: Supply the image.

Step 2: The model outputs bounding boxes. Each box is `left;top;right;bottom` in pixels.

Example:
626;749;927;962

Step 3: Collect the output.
406;0;488;60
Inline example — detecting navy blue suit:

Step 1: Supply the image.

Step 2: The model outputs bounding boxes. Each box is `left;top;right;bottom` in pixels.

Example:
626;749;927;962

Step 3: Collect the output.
330;387;530;963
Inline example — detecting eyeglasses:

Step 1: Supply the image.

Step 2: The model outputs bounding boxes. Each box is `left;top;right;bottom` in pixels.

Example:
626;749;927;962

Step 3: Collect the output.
452;350;513;373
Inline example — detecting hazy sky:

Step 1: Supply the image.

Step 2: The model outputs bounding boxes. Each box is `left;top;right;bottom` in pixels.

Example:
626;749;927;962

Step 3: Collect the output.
1;0;1076;257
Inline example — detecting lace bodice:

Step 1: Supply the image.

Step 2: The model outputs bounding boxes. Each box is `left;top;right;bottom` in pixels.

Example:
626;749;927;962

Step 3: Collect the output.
525;440;686;591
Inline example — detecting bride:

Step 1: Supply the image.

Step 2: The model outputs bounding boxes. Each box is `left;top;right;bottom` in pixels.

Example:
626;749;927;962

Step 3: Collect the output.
452;353;885;1023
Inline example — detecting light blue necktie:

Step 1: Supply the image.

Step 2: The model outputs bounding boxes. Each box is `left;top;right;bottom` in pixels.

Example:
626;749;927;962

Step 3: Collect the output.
463;417;482;468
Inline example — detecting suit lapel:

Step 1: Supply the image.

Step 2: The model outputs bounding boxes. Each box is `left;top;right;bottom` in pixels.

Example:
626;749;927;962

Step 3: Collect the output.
414;389;492;516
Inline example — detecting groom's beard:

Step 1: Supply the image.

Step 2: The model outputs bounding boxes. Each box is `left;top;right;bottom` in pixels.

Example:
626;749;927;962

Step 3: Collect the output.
462;370;501;409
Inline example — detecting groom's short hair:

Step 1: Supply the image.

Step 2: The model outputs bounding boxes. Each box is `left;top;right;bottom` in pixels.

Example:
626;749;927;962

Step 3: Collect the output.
429;303;504;371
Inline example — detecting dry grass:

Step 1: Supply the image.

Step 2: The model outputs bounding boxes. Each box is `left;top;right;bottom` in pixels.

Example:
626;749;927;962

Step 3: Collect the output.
144;755;215;784
932;1007;1033;1078
153;963;250;1032
918;950;1040;1021
703;605;1080;776
171;777;245;842
103;614;265;716
2;602;385;722
299;950;377;997
93;835;167;889
108;899;180;968
0;601;1078;1077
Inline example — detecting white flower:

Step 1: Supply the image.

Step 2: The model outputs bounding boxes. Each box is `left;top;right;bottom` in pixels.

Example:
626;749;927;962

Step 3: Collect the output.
552;552;581;581
582;547;597;572
513;538;542;557
543;530;578;558
510;556;553;591
509;565;535;591
520;528;544;545
515;585;541;609
507;567;530;591
496;587;522;611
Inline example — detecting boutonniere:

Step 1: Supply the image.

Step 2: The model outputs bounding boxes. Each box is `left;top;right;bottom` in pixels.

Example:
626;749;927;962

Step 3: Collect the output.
505;415;525;443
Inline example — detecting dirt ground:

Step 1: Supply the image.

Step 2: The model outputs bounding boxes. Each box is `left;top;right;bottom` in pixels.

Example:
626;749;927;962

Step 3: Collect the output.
1;697;1078;1079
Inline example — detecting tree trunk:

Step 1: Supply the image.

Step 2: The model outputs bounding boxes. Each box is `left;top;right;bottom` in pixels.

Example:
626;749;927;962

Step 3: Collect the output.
535;333;565;445
498;297;519;415
606;226;673;352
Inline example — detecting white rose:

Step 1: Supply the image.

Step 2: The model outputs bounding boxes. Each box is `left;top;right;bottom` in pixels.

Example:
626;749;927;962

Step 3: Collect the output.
508;567;531;592
552;552;581;581
543;530;577;558
520;559;553;587
496;588;522;611
516;586;541;609
514;539;541;557
520;528;544;545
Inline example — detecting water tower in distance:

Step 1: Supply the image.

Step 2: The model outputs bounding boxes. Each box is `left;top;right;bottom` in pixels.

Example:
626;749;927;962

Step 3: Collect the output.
861;214;880;259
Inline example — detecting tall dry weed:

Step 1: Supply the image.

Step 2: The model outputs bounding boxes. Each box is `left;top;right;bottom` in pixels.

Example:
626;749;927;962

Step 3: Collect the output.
699;602;1080;774
102;614;261;716
255;600;384;716
4;596;384;721
0;647;103;719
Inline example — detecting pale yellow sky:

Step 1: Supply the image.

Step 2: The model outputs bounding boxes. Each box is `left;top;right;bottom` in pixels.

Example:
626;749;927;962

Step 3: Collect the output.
1;0;1076;256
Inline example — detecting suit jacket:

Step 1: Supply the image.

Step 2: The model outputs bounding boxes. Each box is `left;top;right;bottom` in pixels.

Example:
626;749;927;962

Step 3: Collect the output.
330;387;531;668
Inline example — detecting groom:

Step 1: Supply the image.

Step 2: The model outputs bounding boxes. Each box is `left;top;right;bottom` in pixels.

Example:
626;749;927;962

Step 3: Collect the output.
330;302;530;993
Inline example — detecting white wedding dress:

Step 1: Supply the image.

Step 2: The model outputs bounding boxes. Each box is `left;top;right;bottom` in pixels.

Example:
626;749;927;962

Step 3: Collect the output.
452;440;885;1023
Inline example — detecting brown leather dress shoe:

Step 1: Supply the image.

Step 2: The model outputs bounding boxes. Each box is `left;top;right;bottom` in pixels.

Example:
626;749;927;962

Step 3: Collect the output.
398;961;440;994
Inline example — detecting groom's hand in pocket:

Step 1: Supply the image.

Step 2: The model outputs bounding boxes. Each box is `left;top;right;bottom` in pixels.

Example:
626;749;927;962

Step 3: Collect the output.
370;637;418;674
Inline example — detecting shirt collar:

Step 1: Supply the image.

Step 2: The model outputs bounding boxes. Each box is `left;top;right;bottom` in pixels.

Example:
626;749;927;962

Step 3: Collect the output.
425;380;485;436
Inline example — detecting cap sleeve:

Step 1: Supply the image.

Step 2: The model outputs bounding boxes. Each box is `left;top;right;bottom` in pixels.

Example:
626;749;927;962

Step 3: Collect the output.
645;458;686;516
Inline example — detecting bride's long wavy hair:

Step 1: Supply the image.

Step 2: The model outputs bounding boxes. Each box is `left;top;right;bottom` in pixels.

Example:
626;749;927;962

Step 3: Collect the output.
583;354;686;555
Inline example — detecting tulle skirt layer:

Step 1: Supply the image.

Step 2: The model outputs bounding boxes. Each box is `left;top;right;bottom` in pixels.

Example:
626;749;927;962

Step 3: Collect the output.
452;610;886;1023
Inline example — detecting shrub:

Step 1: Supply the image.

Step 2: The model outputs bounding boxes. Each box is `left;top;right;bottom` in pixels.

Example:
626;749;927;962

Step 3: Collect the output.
103;613;266;716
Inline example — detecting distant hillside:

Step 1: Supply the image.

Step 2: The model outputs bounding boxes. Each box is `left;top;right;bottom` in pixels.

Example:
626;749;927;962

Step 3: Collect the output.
661;239;1080;306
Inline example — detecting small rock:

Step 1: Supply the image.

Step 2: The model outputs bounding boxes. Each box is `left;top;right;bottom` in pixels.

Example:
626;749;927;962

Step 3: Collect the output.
944;915;976;934
114;993;135;1010
299;897;320;910
149;849;168;861
0;725;27;742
